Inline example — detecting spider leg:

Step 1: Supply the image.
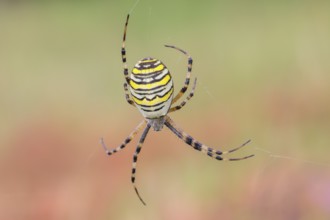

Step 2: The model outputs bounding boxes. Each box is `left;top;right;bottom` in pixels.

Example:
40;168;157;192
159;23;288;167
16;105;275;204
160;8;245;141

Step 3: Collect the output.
164;116;254;161
124;82;135;106
122;14;130;84
164;45;193;104
169;77;197;113
131;122;151;206
100;120;146;155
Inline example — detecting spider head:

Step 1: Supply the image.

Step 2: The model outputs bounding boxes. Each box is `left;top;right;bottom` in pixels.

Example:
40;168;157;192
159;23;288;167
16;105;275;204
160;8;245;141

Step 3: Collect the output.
147;116;166;131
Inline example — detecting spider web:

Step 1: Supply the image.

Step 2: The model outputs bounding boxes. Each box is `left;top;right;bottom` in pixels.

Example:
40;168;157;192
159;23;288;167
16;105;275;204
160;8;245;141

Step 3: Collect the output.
128;0;140;14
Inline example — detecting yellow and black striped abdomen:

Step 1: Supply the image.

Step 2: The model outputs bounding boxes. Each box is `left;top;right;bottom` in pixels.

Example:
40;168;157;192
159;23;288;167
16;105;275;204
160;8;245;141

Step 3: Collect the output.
129;58;174;119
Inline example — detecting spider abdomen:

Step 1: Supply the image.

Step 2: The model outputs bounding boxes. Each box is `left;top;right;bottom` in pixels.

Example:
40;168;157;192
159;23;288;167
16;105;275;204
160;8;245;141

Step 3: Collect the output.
129;58;174;119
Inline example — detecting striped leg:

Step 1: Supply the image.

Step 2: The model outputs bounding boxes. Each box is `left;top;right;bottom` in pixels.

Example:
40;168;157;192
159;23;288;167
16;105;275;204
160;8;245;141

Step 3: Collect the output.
122;14;130;84
169;77;197;113
131;122;151;206
164;45;193;104
164;116;254;161
124;82;135;106
100;120;146;155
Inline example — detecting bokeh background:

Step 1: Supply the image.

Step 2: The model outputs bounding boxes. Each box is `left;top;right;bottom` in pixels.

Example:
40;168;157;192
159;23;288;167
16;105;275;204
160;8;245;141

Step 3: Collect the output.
1;0;330;219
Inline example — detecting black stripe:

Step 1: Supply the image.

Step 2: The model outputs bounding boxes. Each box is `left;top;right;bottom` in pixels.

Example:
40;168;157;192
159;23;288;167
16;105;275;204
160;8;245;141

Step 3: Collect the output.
138;99;167;108
134;92;173;110
134;65;165;72
194;142;202;151
132;79;172;92
131;74;171;85
134;86;166;96
216;156;223;160
215;150;223;155
136;64;163;71
181;87;187;93
131;86;173;102
186;136;193;145
135;58;160;67
141;105;165;112
140;61;159;67
132;68;168;78
133;154;137;162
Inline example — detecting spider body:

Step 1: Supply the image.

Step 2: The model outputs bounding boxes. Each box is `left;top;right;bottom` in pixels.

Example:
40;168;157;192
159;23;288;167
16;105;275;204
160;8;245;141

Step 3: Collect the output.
101;14;254;206
129;58;174;121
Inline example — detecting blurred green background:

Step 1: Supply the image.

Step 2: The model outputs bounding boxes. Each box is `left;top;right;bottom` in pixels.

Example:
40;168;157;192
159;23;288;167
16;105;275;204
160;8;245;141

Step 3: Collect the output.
1;0;330;219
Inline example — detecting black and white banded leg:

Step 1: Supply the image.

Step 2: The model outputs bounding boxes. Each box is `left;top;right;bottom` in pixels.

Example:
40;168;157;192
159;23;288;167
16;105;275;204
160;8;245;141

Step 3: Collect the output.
165;116;254;161
101;120;146;155
169;77;197;113
122;14;131;84
165;45;193;104
131;122;151;206
124;82;135;106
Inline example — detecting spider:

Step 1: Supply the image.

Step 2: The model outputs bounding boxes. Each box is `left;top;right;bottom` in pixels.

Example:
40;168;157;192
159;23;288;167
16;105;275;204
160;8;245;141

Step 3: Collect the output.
101;14;254;206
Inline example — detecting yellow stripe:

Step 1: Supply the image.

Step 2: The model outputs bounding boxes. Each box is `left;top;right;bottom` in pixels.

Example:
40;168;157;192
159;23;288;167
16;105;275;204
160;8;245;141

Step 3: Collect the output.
133;88;173;107
132;64;165;75
130;74;171;90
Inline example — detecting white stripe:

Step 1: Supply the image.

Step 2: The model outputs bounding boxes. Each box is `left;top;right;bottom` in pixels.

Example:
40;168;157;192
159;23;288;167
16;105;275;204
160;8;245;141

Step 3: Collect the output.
130;68;169;83
130;74;142;82
154;69;169;80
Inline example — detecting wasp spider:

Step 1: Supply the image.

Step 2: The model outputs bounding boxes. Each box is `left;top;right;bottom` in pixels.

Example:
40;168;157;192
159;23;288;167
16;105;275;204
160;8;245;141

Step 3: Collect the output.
101;14;254;206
